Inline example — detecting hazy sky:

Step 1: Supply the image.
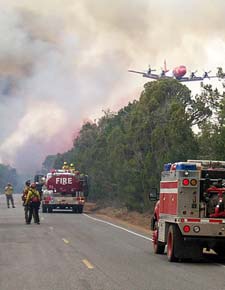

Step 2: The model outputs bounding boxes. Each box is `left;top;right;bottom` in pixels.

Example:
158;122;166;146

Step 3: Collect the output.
0;0;225;174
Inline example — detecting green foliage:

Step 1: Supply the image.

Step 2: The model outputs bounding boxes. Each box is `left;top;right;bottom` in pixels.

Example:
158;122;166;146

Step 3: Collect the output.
196;83;225;160
0;164;18;192
42;80;199;211
42;155;57;173
42;79;225;212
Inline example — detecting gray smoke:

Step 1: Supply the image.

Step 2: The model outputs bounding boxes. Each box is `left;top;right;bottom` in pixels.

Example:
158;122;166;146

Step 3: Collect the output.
0;0;225;174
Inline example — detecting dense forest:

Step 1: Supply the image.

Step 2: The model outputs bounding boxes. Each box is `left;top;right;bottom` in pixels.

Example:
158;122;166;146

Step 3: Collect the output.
42;79;225;212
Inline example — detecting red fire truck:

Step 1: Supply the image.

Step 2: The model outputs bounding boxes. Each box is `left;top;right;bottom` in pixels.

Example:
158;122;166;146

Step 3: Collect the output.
42;169;88;213
150;160;225;262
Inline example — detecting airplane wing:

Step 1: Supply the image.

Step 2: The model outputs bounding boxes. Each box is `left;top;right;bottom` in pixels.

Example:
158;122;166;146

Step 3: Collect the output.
128;70;146;75
128;70;160;80
128;69;219;82
177;75;218;82
207;76;218;79
178;77;203;82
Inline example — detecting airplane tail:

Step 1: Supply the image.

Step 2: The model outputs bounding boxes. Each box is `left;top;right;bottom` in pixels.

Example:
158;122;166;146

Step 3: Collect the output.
164;59;169;72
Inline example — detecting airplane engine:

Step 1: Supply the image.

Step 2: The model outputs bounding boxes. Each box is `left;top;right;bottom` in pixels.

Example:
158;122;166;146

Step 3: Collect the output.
172;65;187;78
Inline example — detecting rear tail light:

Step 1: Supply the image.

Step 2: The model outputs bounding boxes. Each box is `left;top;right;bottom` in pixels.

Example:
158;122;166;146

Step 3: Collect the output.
44;196;52;204
182;179;189;186
76;197;85;203
182;179;197;186
190;179;197;186
183;225;190;233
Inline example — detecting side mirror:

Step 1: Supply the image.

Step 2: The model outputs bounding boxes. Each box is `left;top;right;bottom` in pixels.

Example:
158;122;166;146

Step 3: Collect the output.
149;188;158;201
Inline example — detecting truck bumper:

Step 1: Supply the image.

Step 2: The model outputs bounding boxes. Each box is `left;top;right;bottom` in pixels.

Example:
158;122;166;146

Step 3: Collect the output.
183;236;225;247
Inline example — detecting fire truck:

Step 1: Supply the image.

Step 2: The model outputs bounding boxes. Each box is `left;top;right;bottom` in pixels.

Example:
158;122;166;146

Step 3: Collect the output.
41;169;88;213
150;160;225;262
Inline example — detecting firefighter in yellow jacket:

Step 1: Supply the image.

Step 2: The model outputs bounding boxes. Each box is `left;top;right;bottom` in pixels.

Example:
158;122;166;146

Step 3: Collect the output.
69;163;75;172
62;161;69;170
4;183;15;208
25;183;41;224
22;180;31;223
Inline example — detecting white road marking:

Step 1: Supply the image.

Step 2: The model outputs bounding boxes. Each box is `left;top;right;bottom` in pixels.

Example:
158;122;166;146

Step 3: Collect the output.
83;259;94;269
215;263;225;268
84;214;153;241
84;215;225;267
62;238;69;244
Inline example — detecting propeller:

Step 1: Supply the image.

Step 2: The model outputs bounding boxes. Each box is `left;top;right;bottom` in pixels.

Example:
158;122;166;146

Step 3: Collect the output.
160;67;166;77
202;70;211;79
190;70;197;79
147;65;156;74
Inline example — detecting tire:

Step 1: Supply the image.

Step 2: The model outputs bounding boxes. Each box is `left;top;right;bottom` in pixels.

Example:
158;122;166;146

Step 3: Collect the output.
167;225;180;262
72;206;78;213
42;205;47;213
153;229;165;254
78;205;83;214
48;207;53;213
150;216;156;231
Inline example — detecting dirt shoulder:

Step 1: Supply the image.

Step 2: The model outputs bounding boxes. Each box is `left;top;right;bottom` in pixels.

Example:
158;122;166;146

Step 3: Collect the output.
84;202;152;235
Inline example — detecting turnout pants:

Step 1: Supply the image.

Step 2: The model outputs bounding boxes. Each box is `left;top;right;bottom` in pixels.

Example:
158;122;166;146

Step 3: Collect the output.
24;205;29;223
27;202;40;224
6;195;15;208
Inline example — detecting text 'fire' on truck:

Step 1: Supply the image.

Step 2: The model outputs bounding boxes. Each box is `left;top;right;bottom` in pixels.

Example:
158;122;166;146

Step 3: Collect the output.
149;160;225;262
40;168;88;214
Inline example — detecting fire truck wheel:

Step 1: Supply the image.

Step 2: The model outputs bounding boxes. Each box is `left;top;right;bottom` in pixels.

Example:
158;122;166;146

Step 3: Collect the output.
78;205;83;214
72;206;78;213
153;230;165;254
48;207;53;213
167;225;180;262
150;216;155;231
42;205;47;213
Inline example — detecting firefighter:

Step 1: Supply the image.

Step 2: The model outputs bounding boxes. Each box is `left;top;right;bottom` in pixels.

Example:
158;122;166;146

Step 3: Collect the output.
25;183;41;224
69;163;75;172
22;180;31;224
62;161;69;170
4;183;15;208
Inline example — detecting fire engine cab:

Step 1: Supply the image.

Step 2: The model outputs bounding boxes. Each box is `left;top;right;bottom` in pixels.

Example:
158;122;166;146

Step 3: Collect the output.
150;160;225;261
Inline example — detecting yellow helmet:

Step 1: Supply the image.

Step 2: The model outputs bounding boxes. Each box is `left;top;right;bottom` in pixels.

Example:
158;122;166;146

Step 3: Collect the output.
70;163;74;166
63;161;67;165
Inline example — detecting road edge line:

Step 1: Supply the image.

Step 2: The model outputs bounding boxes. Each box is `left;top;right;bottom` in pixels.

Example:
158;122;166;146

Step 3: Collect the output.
83;214;152;241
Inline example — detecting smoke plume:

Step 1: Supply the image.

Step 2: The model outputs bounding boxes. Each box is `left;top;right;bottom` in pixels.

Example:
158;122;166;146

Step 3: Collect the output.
0;0;225;174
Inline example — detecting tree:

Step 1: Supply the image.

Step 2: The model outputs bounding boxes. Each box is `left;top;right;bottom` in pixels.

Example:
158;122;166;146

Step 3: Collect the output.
42;79;225;212
0;164;19;192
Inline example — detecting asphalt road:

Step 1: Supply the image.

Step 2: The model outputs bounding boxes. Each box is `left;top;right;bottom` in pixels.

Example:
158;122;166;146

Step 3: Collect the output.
0;195;225;290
